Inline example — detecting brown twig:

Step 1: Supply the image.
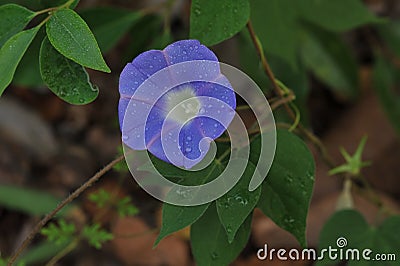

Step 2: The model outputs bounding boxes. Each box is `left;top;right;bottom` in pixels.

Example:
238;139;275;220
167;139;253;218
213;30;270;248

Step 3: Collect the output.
7;155;125;266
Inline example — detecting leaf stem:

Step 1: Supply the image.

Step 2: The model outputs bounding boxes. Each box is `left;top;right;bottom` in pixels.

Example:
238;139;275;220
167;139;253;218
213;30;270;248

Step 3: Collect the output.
246;21;333;166
7;155;125;266
246;21;398;216
45;238;79;266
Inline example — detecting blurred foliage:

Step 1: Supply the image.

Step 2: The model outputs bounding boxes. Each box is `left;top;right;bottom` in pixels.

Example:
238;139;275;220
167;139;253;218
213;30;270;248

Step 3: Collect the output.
0;0;399;265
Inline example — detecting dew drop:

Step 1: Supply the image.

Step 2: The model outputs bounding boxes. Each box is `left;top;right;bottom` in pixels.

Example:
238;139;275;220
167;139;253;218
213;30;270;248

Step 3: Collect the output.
286;175;294;183
211;252;219;260
234;195;248;205
185;147;192;152
79;98;84;103
186;136;192;141
214;123;218;128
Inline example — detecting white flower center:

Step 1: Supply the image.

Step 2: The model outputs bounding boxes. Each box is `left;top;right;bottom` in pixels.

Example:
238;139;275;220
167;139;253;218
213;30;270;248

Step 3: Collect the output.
165;86;201;124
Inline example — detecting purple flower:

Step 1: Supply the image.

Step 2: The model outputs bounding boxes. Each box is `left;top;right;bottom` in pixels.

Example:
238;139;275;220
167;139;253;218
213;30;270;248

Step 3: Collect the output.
119;40;236;169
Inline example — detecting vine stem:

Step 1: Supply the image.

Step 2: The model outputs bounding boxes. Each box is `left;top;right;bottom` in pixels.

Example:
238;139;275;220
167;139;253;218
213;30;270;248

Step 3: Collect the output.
7;155;125;266
246;21;333;166
246;21;397;215
246;22;294;117
45;238;79;266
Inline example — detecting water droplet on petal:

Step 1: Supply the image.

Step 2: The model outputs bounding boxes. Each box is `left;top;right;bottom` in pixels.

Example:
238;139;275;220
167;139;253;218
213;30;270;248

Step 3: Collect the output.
185;147;192;152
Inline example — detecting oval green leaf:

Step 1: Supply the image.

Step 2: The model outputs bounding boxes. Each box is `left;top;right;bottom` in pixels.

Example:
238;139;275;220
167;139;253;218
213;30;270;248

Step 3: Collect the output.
191;204;252;266
250;0;300;70
256;130;315;247
317;210;400;266
40;37;99;105
190;0;250;46
300;25;359;99
297;0;383;32
79;7;141;53
373;56;400;135
0;26;39;96
216;161;261;243
0;184;68;216
154;203;210;246
46;8;110;73
13;28;45;87
0;4;35;47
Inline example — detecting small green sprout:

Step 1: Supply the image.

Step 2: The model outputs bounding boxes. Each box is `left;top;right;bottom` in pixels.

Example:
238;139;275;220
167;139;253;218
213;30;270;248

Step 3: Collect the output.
329;136;371;176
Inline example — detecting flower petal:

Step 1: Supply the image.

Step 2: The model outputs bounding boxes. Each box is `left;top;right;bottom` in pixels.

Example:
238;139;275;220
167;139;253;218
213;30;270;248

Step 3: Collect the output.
163;40;218;64
119;50;168;96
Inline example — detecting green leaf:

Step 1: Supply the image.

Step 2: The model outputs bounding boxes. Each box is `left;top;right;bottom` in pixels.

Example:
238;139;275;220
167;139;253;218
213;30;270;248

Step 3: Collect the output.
19;241;68;265
216;161;261;243
373;56;400;134
82;224;113;249
377;20;400;58
0;4;35;47
250;0;300;69
0;184;66;216
46;8;110;72
150;155;223;186
41;219;76;245
155;203;210;246
88;189;111;208
79;7;141;53
191;204;252;266
153;156;224;246
256;130;315;247
190;0;249;46
40;37;99;104
297;0;382;32
125;14;164;59
0;1;41;10
116;197;139;217
317;210;400;266
300;25;359;99
40;0;79;9
0;26;39;96
13;28;45;87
